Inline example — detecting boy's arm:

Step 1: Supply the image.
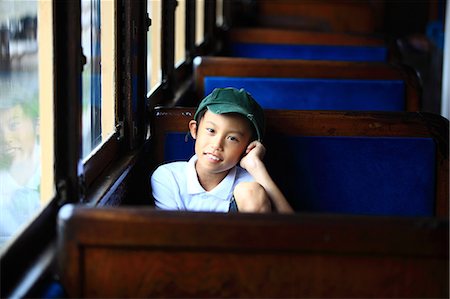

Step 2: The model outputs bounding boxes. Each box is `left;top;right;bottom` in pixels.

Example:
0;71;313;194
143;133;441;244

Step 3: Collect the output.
239;141;294;214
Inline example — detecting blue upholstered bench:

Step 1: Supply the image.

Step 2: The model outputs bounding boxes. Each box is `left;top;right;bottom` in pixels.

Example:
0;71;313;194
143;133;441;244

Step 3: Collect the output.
230;43;388;62
161;132;435;217
204;77;405;111
151;108;448;217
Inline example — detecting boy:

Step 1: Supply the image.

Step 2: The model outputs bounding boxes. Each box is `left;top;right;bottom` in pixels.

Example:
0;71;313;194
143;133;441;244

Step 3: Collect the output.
1;92;41;247
151;87;293;213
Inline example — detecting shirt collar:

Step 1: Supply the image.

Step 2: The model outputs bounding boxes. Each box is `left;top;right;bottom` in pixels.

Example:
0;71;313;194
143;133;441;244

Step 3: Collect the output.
186;155;237;200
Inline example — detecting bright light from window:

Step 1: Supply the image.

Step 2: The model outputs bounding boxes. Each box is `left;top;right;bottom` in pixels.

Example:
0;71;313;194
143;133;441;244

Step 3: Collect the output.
0;0;53;249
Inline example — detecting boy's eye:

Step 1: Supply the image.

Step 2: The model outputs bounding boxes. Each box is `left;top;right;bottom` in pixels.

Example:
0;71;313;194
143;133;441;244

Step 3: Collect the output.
7;118;20;131
206;128;214;134
227;136;239;142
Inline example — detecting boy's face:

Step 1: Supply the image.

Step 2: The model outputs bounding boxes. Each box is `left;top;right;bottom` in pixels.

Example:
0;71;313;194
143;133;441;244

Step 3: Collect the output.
0;104;37;163
189;110;252;176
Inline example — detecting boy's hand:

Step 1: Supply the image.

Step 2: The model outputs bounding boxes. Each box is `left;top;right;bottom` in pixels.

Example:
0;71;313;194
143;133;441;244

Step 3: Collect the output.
239;141;266;172
239;140;294;214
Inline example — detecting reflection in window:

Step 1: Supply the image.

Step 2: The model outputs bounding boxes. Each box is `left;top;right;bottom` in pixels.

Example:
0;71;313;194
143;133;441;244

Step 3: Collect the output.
0;2;49;249
81;0;102;158
81;0;116;160
216;0;223;27
147;0;162;93
0;73;40;248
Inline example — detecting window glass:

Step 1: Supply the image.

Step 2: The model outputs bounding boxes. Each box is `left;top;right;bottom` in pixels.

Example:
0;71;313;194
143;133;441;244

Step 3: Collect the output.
216;0;223;27
81;0;102;158
0;1;54;249
195;0;204;46
175;0;186;67
81;0;115;160
100;0;115;143
147;0;162;93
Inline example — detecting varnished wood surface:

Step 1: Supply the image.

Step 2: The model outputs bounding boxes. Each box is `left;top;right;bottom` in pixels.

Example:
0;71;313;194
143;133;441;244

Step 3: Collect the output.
252;0;384;33
193;57;420;111
151;107;449;217
223;27;400;63
227;28;386;46
58;204;448;298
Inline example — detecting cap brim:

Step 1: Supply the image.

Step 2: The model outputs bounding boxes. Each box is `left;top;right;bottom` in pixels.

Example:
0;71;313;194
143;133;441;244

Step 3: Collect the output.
207;104;262;141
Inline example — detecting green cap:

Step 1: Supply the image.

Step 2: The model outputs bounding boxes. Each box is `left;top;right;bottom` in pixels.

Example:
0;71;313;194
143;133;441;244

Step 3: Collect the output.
194;87;265;141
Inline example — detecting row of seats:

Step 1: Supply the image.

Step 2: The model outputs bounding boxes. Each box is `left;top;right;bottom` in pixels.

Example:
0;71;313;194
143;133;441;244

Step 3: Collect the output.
57;4;449;297
203;27;417;112
186;27;447;217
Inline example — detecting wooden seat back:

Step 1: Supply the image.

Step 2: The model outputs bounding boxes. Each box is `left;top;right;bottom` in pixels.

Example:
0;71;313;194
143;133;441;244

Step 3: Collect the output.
193;56;421;111
249;0;385;33
224;28;397;62
57;204;449;298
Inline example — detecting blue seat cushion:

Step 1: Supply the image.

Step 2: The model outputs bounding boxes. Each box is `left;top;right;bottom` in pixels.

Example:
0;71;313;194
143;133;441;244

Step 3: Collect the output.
164;133;195;163
162;133;436;216
204;77;405;111
230;43;388;62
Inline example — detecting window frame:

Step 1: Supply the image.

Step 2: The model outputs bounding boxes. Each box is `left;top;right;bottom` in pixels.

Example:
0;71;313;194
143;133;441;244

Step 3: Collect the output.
0;0;148;295
0;0;222;297
1;0;82;296
148;0;220;109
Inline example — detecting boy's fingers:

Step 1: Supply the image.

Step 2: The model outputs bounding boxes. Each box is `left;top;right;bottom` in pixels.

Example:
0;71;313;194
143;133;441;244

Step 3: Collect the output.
246;142;257;153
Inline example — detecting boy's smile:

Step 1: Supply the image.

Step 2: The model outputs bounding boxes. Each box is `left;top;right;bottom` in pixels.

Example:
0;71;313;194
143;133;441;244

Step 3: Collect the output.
204;152;222;162
189;110;252;190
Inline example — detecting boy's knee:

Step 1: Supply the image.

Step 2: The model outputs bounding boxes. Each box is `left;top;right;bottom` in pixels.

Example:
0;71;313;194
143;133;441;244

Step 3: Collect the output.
233;182;271;213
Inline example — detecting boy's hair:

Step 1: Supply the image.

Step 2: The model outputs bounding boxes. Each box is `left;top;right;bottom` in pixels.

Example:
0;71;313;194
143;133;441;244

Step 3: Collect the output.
194;87;265;141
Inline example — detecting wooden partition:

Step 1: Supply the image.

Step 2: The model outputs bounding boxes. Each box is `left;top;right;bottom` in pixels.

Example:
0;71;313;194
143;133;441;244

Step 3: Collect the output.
227;28;387;46
57;204;448;298
250;0;385;33
193;56;421;111
224;28;398;62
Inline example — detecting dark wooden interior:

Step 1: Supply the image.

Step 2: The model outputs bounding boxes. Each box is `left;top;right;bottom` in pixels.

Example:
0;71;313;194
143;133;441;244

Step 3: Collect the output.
249;0;385;33
57;204;449;298
226;28;386;46
1;1;447;298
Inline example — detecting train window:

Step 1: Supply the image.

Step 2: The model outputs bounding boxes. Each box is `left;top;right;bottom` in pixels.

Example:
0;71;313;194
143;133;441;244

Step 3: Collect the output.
216;0;223;27
0;2;54;249
175;0;186;67
99;1;115;153
195;0;205;45
147;0;162;93
81;0;100;157
81;0;115;159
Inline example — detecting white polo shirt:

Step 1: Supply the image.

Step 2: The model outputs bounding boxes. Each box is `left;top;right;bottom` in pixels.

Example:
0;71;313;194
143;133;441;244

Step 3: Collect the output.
151;155;254;212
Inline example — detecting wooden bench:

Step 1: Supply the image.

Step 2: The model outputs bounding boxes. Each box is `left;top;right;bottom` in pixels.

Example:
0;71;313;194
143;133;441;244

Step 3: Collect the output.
247;0;385;34
193;56;421;111
224;28;397;62
57;204;449;298
150;107;448;217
